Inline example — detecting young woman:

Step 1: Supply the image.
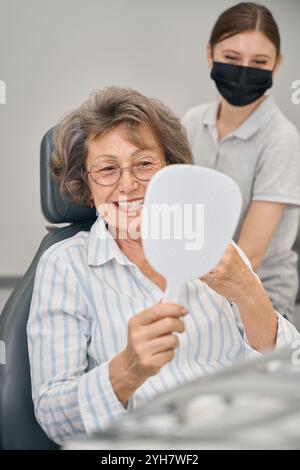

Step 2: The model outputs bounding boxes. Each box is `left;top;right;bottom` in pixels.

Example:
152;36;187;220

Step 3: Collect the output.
183;2;300;321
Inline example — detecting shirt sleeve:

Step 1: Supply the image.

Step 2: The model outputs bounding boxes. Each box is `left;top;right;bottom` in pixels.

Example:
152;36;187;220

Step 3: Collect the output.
253;130;300;206
27;249;134;446
229;241;300;359
182;106;203;146
241;310;300;360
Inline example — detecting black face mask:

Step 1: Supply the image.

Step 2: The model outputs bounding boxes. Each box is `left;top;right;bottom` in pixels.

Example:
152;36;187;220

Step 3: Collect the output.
210;61;273;107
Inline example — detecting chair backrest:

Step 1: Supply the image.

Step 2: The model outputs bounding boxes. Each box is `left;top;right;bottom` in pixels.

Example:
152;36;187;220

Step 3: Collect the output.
0;129;96;449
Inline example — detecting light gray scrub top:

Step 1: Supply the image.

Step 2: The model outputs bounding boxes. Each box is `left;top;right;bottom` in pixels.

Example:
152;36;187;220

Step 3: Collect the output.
182;96;300;320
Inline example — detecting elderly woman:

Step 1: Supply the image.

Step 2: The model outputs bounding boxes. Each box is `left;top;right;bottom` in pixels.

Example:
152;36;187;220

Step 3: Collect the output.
27;87;299;445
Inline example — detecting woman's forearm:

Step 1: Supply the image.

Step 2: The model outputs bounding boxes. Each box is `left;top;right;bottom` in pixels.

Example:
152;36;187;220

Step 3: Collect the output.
200;243;279;352
234;280;278;352
237;201;286;272
109;351;145;406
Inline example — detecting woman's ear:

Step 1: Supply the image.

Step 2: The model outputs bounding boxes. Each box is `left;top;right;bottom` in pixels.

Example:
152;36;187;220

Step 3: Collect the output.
206;43;213;69
88;196;94;208
273;53;283;76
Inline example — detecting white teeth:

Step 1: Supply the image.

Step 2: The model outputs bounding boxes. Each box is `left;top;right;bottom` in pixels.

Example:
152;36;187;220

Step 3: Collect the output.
118;199;144;209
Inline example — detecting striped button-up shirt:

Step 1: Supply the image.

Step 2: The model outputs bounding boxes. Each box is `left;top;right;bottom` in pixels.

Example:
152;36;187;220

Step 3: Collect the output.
27;215;300;444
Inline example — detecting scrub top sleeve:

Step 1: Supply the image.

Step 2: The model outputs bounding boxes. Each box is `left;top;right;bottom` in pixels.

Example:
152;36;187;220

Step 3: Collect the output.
182;106;202;144
253;130;300;206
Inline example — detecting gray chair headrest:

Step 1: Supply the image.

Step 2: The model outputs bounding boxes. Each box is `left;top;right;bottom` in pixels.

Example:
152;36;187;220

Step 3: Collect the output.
40;128;96;224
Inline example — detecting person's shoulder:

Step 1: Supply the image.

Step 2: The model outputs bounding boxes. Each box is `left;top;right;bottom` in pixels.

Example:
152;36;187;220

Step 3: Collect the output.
38;230;90;266
269;102;300;141
182;102;213;127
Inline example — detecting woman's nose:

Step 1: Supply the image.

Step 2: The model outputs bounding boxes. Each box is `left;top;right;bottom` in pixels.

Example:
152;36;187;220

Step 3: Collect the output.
241;59;251;67
117;168;139;192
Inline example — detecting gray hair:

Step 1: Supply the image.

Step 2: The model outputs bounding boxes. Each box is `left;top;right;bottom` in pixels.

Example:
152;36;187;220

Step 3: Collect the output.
50;86;193;205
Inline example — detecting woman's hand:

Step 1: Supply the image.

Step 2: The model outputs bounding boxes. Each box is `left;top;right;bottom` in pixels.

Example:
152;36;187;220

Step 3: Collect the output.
109;303;187;404
201;243;278;352
200;243;258;304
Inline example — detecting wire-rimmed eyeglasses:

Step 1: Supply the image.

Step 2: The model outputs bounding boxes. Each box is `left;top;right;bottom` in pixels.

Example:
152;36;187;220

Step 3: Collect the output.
84;158;166;186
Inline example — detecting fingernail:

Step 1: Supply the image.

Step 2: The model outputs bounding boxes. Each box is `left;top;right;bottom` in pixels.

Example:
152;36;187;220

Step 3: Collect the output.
180;307;188;314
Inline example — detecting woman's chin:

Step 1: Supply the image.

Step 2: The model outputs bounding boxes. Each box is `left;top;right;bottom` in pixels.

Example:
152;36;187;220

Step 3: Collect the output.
97;202;143;239
109;207;142;240
119;214;142;240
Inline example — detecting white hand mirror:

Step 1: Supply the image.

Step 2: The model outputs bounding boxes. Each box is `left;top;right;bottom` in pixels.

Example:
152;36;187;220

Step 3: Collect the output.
141;165;242;303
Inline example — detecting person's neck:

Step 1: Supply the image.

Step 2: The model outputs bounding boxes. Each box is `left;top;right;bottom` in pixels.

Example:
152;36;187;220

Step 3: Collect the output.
116;233;143;256
112;226;145;264
217;95;267;140
113;228;167;291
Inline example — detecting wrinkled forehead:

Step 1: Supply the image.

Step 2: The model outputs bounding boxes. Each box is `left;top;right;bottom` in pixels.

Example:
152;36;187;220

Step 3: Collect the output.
86;123;163;165
92;122;160;152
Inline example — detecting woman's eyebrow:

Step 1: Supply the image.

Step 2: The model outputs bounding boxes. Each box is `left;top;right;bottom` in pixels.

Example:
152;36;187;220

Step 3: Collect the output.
94;148;155;161
253;54;272;59
222;49;240;55
222;49;272;60
94;154;118;161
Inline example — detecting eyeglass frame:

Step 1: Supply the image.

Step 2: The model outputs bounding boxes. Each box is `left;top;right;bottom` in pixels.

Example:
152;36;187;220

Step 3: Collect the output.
82;158;168;187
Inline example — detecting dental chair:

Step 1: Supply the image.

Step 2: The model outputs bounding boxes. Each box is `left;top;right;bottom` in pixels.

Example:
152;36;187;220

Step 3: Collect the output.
0;129;96;449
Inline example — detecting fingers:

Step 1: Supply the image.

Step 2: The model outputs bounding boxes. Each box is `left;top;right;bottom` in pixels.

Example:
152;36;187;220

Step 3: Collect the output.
126;303;188;381
136;303;188;326
150;349;176;369
146;334;180;355
142;316;185;340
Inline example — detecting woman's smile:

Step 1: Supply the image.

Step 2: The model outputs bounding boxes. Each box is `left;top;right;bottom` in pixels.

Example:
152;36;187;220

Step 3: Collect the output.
114;198;144;215
86;125;165;235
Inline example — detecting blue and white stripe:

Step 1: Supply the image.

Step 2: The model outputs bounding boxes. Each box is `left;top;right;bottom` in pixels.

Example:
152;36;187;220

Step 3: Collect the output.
27;215;300;444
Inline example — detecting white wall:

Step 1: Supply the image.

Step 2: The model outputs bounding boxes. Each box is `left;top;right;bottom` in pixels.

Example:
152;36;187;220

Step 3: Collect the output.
0;0;299;276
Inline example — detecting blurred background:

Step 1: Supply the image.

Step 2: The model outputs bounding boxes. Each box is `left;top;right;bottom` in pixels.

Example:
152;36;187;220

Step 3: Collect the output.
0;0;299;311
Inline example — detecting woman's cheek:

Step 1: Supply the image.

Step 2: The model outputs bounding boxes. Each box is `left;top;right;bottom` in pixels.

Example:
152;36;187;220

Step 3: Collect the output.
96;202;118;226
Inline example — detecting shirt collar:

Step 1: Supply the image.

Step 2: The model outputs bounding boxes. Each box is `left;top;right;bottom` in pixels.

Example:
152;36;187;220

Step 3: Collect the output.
203;95;278;140
88;215;134;267
202;100;220;128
